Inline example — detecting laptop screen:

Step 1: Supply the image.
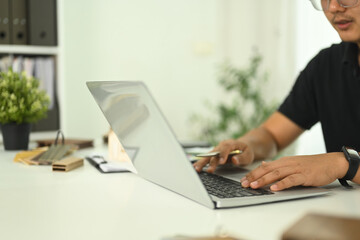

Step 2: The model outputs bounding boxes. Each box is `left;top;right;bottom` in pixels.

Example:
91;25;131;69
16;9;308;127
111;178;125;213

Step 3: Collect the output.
87;81;214;208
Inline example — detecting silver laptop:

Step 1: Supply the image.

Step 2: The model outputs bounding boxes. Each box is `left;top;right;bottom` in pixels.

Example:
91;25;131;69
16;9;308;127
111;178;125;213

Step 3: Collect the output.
87;81;329;209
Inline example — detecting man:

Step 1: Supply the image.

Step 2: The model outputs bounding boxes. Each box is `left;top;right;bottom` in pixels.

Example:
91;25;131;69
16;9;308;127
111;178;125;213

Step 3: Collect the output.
194;0;360;191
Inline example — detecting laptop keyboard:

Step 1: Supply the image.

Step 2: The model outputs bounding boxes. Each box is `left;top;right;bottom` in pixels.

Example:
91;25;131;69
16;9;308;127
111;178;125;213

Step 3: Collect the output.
199;171;273;198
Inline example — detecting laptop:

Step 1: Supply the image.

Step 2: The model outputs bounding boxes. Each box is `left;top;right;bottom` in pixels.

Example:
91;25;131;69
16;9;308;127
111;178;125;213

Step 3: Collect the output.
87;81;329;209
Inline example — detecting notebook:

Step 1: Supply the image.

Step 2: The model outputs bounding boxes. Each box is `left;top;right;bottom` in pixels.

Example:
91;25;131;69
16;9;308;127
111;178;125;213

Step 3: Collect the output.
87;81;329;209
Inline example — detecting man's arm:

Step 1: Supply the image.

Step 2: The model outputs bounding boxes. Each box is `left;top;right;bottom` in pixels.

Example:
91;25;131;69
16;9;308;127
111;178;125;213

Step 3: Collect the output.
240;151;357;191
244;111;304;160
240;113;360;190
193;111;304;173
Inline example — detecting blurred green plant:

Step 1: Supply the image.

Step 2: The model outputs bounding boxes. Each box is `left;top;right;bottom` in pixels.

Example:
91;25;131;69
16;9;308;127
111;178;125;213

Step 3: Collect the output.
0;69;50;124
190;52;278;146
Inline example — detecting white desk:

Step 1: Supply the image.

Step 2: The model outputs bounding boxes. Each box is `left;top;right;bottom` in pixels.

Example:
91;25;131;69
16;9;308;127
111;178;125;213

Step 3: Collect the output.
1;145;360;240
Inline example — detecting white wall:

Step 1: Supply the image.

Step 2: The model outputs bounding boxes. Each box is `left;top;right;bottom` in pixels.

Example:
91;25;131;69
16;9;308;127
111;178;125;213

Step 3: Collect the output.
223;0;297;100
60;0;302;144
61;0;224;140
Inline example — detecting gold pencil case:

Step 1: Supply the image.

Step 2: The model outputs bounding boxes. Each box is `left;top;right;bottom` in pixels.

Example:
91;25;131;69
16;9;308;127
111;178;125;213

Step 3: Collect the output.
52;157;84;172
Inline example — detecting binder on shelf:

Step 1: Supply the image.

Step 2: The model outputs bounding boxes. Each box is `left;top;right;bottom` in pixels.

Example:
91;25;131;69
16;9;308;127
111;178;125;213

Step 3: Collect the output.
28;0;57;46
10;0;28;45
0;0;10;44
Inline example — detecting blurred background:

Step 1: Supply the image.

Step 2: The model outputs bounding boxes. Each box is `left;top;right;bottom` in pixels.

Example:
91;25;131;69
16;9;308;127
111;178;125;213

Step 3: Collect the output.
6;0;340;155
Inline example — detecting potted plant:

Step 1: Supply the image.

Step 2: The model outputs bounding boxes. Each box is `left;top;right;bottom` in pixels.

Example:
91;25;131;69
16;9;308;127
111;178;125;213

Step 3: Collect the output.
0;69;50;150
190;51;278;146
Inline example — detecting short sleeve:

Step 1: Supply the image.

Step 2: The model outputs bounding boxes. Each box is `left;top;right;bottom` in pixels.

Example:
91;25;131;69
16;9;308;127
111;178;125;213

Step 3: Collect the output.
278;57;320;130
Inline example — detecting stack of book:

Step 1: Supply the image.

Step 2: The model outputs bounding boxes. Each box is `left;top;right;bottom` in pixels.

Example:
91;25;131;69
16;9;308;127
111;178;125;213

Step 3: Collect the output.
0;0;57;46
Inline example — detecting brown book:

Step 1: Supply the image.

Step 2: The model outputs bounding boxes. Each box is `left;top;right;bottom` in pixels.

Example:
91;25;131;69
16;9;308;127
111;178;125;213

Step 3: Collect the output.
282;213;360;240
36;138;93;150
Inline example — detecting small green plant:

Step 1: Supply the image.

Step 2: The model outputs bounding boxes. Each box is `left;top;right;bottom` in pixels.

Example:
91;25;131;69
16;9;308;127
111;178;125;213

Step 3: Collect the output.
0;69;50;124
190;52;278;146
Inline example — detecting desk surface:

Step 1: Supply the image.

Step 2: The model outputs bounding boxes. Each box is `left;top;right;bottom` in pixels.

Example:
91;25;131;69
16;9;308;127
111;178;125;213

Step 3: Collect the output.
1;145;360;240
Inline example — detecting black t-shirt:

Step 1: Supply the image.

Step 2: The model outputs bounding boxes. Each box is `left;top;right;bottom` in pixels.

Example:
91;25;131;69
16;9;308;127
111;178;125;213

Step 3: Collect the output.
278;42;360;152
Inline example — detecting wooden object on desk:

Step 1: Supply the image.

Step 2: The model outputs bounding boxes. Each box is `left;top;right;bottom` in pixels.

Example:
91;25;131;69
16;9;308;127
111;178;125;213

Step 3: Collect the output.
13;147;49;165
167;238;239;240
52;157;84;172
36;138;93;150
163;236;239;240
282;213;360;240
108;130;131;162
38;144;78;165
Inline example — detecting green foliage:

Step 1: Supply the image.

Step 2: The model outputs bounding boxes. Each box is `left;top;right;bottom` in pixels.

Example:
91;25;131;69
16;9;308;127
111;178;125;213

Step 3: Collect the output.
190;52;278;146
0;69;50;124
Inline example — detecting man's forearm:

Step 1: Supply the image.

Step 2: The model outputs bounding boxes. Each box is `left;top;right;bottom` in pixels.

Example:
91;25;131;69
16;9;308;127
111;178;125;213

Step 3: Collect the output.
238;126;278;161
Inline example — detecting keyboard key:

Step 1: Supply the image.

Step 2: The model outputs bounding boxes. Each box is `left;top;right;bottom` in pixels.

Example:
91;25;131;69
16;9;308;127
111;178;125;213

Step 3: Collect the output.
199;171;273;198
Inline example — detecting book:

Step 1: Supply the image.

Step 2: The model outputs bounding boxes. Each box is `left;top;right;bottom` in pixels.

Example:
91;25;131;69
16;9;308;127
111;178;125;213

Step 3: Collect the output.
36;138;93;150
282;213;360;240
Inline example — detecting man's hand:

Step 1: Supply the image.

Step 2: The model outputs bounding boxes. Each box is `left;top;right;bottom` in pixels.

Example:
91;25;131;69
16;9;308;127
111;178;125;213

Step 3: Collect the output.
193;139;255;173
241;152;349;191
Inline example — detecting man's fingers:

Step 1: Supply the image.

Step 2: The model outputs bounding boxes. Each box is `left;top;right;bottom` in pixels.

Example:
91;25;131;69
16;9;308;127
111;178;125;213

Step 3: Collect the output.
231;149;252;166
243;161;274;185
206;157;219;173
217;140;247;164
218;151;231;165
192;156;221;173
193;157;210;172
248;166;295;189
241;159;297;188
270;174;306;191
193;139;252;173
245;159;295;182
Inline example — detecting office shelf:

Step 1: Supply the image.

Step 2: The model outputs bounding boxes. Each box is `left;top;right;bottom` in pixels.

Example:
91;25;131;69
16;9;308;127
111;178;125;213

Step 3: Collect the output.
0;45;58;55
